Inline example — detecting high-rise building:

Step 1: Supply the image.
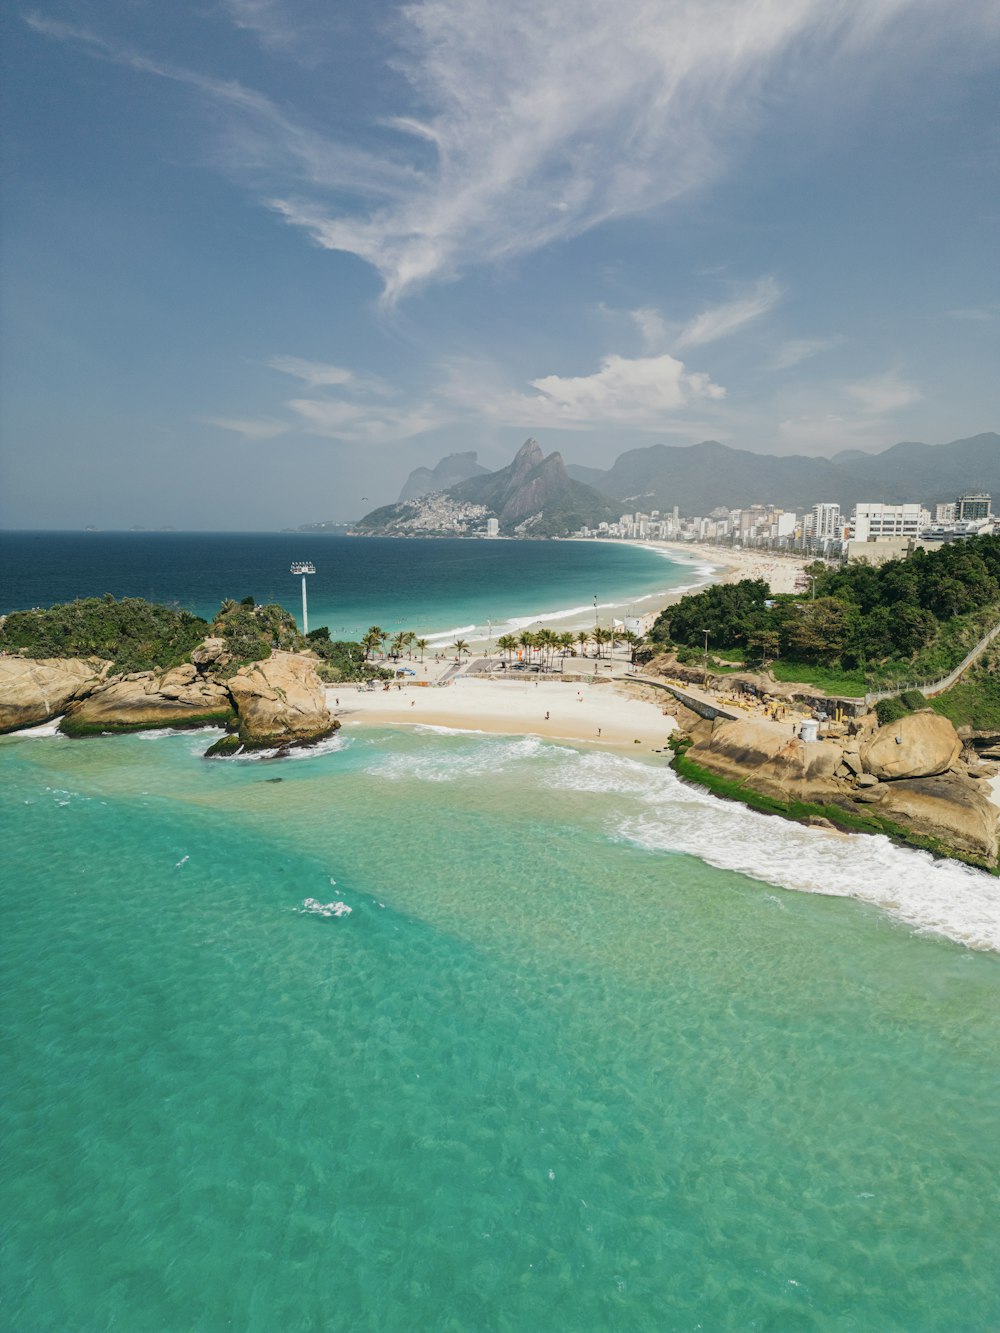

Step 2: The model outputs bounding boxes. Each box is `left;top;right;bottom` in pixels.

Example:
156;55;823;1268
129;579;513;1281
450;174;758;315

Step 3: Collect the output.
956;493;992;521
851;502;930;541
811;503;841;542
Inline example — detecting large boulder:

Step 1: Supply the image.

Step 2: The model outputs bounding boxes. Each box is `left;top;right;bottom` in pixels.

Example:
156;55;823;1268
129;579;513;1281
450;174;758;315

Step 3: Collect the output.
860;712;962;781
874;774;999;868
60;664;233;735
685;716;844;804
0;657;108;733
225;651;334;746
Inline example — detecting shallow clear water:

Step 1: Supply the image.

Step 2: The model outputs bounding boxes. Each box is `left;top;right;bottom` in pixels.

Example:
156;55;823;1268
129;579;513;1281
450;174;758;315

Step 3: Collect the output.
0;532;697;641
4;726;999;1331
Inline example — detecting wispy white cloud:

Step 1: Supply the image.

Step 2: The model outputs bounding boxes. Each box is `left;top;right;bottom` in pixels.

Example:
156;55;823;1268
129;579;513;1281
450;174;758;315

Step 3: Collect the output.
285;397;445;443
28;0;995;302
769;336;843;370
443;350;725;431
845;371;921;415
200;415;289;439
674;277;782;349
23;12;416;201
267;356;357;388
629;307;670;353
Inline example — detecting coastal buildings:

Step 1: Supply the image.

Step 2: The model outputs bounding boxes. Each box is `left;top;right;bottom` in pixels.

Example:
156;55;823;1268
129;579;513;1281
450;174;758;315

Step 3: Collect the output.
850;502;931;542
575;489;994;567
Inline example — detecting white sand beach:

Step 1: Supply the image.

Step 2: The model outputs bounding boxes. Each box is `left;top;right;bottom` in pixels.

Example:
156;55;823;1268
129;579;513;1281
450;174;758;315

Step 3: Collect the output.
643;541;808;595
331;676;677;750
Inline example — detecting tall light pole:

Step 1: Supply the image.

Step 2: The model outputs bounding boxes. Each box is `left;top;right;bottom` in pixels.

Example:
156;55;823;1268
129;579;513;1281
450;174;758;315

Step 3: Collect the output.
290;561;315;634
701;627;710;677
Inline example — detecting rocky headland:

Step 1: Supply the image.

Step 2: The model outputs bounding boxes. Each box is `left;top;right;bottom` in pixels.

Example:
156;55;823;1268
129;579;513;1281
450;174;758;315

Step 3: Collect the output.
0;645;335;756
670;700;999;872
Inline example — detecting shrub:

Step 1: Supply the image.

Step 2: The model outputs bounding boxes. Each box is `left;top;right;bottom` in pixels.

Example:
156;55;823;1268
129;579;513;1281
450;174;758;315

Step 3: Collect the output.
875;696;908;726
899;689;927;712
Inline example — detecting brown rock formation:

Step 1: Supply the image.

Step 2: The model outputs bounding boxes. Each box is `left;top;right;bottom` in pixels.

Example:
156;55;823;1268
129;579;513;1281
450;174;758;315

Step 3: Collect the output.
859;712;962;780
870;775;999;865
225;651;334;746
61;664;232;734
0;656;108;733
685;717;844;804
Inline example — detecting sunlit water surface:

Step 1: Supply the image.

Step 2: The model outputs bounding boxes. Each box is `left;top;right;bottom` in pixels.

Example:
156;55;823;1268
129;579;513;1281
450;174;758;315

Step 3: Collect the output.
4;726;999;1330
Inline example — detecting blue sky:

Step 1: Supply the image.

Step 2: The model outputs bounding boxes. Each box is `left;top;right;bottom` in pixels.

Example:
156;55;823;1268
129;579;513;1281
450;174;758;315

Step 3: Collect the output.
2;0;998;528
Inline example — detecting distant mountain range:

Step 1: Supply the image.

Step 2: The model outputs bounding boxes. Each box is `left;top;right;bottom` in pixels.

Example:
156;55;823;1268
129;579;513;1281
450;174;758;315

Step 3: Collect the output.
565;432;999;514
398;450;490;502
354;439;618;537
342;431;998;536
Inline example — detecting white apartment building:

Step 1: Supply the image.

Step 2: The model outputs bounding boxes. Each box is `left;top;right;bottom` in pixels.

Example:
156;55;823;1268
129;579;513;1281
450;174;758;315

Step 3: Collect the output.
810;503;841;542
851;502;930;542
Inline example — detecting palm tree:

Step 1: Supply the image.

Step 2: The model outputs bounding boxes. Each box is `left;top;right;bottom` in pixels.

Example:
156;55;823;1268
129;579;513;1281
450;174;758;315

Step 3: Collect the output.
452;638;470;661
363;626;387;660
592;626;610;658
619;629;639;663
497;634;517;661
576;629;590;657
415;637;429;663
518;630;537;664
403;630;417;658
558;631;575;657
390;631;406;659
536;627;558;669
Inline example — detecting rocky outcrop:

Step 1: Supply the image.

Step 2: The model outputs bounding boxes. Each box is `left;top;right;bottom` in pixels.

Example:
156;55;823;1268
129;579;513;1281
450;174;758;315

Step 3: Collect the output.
0;657;108;733
60;664;233;735
866;775;999;865
676;706;998;869
685;717;844;804
224;651;334;747
859;711;962;780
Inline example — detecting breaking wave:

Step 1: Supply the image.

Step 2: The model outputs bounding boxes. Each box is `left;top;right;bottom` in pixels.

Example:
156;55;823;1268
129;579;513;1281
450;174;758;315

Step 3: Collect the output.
545;750;1000;952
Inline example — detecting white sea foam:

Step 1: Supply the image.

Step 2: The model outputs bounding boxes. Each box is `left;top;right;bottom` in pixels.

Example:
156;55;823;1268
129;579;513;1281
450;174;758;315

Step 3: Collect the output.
227;733;350;762
543;750;1000;951
423;624;477;644
12;718;66;737
370;733;548;783
135;725;220;740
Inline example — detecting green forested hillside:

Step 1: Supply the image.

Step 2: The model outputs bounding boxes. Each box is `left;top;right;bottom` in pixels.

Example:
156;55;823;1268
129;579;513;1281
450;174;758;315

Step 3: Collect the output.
647;535;1000;691
0;596;208;674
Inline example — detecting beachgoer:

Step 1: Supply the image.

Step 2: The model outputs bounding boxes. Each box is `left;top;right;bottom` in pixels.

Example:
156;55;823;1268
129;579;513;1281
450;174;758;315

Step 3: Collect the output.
597;727;602;737
545;711;550;720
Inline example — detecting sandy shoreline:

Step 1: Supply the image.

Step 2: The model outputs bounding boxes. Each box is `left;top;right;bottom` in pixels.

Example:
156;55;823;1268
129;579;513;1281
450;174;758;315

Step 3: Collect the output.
331;676;677;750
333;542;809;747
634;539;809;596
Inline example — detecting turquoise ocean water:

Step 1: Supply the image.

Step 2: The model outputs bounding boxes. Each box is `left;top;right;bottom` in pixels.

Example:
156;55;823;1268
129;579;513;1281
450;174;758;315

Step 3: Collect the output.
3;536;1000;1330
0;532;702;642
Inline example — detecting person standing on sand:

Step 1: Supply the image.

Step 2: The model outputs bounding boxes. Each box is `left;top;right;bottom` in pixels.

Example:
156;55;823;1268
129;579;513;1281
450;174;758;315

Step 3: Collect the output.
545;711;550;720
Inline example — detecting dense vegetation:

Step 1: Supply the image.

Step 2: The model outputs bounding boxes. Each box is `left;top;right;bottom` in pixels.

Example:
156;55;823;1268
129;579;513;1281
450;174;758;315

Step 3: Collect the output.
928;641;1000;731
212;597;304;669
648;535;1000;690
0;595;208;674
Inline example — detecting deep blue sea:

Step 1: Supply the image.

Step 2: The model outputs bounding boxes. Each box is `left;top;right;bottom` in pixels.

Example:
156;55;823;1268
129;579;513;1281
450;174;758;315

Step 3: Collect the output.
3;533;999;1331
0;531;704;643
